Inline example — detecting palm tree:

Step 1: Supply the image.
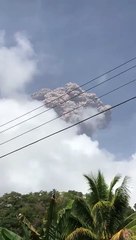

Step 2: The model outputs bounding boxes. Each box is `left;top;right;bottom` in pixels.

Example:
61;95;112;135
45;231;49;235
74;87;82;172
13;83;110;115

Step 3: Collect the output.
59;171;136;240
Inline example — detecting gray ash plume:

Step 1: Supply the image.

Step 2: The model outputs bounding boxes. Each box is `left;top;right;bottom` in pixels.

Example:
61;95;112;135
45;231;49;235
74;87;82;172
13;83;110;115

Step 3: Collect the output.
32;82;111;136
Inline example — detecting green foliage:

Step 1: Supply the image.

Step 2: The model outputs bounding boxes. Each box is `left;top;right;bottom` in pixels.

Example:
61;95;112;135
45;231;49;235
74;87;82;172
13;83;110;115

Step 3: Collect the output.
0;190;81;236
0;171;135;240
63;171;135;240
84;171;108;206
0;227;22;240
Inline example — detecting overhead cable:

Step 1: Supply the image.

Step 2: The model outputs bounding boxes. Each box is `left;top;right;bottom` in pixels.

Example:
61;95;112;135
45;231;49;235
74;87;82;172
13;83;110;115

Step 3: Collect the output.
0;64;136;134
0;95;136;159
0;56;136;128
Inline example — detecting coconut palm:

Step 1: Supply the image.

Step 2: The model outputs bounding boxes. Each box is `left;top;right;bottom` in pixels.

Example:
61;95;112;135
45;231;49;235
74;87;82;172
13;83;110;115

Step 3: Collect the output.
59;171;136;240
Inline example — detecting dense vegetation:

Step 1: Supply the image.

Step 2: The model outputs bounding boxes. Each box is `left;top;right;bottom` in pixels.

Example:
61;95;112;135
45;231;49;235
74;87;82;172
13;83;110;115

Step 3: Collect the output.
0;171;136;240
0;190;83;235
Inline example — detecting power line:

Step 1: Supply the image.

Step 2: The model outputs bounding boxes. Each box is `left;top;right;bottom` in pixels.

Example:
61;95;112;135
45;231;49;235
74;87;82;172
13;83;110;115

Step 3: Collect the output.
0;77;136;146
0;64;136;135
0;95;136;159
0;56;136;128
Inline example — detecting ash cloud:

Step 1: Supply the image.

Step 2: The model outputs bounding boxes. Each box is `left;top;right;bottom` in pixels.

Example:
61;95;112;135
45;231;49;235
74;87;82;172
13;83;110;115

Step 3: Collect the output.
32;82;111;135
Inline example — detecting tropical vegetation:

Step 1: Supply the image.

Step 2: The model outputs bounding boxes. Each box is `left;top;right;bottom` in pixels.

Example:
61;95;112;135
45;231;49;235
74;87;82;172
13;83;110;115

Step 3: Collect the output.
0;171;136;240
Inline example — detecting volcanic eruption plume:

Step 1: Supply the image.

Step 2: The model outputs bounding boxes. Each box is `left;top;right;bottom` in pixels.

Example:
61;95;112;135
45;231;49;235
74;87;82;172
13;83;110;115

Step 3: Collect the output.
32;82;111;136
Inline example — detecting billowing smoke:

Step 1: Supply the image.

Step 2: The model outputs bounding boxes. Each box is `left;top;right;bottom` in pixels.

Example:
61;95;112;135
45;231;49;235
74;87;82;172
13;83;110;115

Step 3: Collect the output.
32;82;111;135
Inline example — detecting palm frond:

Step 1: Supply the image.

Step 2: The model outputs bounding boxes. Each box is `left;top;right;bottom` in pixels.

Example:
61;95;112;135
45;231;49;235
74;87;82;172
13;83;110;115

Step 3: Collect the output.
108;175;121;201
92;200;112;219
128;225;136;235
84;174;99;205
123;213;136;227
104;176;129;236
56;208;82;240
112;176;130;218
117;176;130;198
91;200;113;238
0;227;22;240
72;197;93;228
97;171;108;200
66;227;96;240
18;213;40;237
125;219;136;230
125;213;136;221
111;229;133;240
84;171;109;206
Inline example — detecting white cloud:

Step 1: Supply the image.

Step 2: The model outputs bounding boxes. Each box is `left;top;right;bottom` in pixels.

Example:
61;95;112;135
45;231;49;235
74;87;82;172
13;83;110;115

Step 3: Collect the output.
0;32;37;97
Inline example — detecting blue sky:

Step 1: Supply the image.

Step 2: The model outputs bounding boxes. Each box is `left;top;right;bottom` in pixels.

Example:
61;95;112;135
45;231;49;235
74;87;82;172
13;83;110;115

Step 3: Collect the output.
0;0;136;157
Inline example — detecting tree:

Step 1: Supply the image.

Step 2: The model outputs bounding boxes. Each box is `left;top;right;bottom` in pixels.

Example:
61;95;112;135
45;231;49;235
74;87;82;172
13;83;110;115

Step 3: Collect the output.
60;171;136;240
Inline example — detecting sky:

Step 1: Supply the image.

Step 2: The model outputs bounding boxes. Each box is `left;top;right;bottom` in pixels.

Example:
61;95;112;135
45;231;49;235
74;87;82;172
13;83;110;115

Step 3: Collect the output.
0;0;136;204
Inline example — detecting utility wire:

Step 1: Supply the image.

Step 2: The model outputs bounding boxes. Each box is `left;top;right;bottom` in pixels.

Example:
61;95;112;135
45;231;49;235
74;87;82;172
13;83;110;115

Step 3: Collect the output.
0;64;136;135
0;78;136;146
0;56;136;128
0;95;136;159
